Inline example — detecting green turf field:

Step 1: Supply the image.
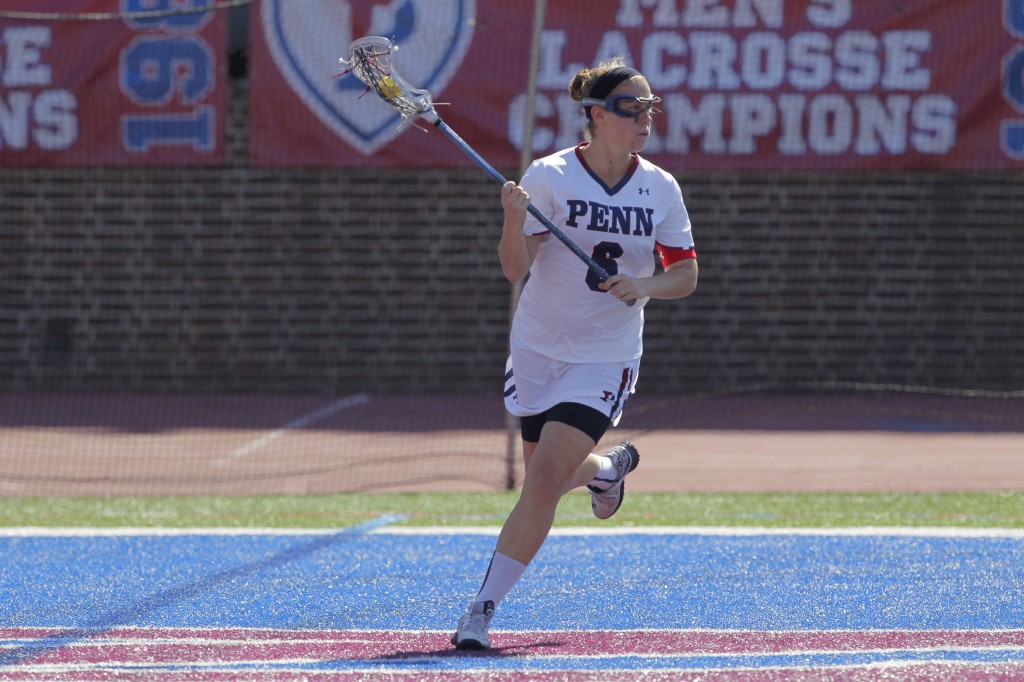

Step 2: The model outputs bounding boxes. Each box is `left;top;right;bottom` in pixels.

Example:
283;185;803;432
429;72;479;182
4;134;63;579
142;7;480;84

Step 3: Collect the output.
0;492;1021;529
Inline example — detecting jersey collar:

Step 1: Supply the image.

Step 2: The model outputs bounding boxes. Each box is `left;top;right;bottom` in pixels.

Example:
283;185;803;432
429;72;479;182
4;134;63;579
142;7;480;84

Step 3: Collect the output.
574;143;640;196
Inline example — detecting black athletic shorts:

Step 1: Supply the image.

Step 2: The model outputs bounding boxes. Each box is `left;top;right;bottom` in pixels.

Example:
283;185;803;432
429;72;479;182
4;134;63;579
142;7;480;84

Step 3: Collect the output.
519;401;611;444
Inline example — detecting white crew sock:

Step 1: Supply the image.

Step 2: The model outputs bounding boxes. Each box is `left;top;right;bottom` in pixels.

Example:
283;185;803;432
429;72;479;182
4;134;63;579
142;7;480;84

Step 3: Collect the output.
588;453;617;491
473;551;527;607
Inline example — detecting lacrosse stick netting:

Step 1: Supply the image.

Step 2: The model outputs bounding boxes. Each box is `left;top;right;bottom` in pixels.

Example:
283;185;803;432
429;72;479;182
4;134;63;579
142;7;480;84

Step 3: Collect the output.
338;36;633;301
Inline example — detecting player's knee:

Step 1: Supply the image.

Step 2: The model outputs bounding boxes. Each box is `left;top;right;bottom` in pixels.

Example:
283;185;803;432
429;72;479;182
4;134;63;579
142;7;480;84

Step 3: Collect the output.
522;462;572;505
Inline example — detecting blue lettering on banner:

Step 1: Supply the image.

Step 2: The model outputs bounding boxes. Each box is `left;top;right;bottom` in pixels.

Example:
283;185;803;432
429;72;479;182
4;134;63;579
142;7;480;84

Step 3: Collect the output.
122;38;213;104
123;106;214;152
123;0;213;31
119;0;216;154
1003;1;1024;158
1008;0;1024;36
1004;121;1024;158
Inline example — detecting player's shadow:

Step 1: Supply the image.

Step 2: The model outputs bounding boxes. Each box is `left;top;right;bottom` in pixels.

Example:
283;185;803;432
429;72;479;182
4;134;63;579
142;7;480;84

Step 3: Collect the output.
365;638;567;661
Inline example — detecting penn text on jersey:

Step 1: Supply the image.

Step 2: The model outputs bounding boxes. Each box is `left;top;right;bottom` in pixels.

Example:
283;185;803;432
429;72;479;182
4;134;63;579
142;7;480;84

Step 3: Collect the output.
565;200;655;236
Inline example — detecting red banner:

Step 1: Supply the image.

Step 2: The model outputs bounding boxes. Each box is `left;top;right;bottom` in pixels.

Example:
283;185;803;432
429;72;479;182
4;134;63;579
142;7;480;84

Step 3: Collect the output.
251;0;1024;170
0;0;226;166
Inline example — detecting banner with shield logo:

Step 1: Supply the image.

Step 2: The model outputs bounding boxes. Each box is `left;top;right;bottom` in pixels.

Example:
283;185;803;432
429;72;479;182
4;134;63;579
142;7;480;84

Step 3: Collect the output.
249;0;1024;170
250;0;481;166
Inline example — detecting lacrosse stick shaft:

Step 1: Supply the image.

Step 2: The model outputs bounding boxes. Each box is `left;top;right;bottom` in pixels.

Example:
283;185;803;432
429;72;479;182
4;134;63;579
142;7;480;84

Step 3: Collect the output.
340;36;634;305
432;118;613;282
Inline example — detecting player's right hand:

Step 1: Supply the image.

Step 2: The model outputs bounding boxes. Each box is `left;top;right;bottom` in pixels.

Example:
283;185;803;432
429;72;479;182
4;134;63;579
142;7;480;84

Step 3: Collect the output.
501;181;530;222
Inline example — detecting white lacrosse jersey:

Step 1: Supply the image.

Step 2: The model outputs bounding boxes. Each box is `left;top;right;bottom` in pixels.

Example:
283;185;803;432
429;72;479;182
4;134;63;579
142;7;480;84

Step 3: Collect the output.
511;144;696;363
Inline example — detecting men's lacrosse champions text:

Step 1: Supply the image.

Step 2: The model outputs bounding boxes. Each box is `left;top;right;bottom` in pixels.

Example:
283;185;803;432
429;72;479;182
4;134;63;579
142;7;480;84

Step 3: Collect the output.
249;0;1022;170
518;0;957;164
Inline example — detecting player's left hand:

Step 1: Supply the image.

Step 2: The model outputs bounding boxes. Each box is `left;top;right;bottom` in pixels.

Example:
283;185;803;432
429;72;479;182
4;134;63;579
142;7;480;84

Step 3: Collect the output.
600;274;645;304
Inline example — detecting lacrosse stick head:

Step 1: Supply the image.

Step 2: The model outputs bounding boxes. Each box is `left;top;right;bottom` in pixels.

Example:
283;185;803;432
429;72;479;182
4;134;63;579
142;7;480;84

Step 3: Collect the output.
339;36;438;125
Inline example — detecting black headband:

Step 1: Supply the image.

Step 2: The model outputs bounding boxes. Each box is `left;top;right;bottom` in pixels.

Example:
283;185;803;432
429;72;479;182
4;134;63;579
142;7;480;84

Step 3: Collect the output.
584;66;640;120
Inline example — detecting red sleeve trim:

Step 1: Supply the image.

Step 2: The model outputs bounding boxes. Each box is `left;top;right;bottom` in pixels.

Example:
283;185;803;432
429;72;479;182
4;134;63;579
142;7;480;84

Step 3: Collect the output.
656;244;697;268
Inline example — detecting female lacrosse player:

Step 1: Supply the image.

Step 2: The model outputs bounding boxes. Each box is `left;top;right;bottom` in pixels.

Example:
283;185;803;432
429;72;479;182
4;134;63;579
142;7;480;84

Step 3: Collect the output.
452;58;698;650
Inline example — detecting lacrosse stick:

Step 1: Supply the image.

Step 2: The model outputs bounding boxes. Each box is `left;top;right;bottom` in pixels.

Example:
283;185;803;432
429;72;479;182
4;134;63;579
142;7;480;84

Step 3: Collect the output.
338;36;635;306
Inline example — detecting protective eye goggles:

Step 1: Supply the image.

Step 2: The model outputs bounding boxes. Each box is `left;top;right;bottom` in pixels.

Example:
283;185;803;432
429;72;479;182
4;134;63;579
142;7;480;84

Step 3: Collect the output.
581;94;662;119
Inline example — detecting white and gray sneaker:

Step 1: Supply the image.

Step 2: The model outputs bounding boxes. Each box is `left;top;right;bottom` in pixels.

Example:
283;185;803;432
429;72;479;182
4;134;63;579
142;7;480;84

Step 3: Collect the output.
451;600;495;650
587;442;640;520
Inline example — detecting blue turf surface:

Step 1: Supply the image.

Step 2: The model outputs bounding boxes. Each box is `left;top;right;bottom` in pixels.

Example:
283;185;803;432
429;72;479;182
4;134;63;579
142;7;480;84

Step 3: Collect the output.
2;527;1023;633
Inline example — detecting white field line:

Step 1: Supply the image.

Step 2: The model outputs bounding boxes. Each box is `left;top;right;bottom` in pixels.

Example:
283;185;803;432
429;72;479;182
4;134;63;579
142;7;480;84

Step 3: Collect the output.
4;626;1024;636
6;657;1024;677
1;639;1022;659
375;525;1024;538
213;393;371;465
2;525;1024;538
4;629;1023;675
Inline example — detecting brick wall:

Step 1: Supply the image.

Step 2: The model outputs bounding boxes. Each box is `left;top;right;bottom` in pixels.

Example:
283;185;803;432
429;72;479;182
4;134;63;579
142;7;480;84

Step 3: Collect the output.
2;82;1023;394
